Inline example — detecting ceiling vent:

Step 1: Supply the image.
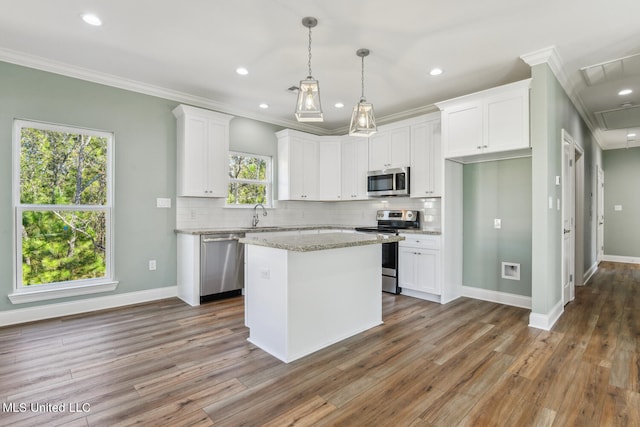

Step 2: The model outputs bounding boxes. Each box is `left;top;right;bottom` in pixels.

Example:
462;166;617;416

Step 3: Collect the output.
595;105;640;130
580;53;640;86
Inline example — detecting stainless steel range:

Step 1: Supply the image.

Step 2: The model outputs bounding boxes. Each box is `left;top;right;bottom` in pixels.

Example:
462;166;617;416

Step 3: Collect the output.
355;210;420;294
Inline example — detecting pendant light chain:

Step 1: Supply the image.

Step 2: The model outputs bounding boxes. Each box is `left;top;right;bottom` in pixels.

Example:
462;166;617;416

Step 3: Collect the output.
361;54;365;101
307;26;313;78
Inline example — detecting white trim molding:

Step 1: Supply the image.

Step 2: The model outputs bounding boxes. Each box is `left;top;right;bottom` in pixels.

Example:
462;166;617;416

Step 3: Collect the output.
1;286;178;327
601;255;640;264
583;262;599;285
8;281;119;304
520;46;605;150
529;300;563;331
461;286;532;309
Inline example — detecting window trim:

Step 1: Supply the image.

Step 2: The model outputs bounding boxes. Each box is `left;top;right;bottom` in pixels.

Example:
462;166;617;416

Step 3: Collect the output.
226;151;273;208
11;119;117;303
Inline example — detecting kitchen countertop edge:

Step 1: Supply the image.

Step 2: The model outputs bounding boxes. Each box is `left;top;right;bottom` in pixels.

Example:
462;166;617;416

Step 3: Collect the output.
239;232;405;252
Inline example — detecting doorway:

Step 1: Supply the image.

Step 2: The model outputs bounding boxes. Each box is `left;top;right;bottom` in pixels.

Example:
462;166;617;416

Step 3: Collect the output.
597;166;605;262
560;130;585;303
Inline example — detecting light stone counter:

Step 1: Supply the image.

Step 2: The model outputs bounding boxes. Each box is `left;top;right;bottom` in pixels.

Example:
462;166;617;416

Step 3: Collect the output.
240;232;404;252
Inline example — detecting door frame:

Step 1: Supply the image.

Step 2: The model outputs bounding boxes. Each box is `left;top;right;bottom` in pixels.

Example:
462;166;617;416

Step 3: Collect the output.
561;129;576;305
574;144;584;286
597;166;605;262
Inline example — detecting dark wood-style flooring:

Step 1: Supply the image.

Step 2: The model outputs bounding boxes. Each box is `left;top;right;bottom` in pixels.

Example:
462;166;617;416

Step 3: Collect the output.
1;261;639;426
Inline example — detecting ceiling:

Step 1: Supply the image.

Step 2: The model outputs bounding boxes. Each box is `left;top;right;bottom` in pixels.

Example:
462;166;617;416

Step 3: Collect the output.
0;0;639;149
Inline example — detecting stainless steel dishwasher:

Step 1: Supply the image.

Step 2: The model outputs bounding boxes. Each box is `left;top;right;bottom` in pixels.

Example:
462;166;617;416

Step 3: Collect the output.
200;233;244;302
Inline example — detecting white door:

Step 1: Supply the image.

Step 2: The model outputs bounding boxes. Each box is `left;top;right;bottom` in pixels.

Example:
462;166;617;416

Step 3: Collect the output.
561;130;575;305
597;167;605;262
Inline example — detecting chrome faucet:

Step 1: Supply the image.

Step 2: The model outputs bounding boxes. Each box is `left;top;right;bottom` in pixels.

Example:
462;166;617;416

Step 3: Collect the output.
252;203;268;227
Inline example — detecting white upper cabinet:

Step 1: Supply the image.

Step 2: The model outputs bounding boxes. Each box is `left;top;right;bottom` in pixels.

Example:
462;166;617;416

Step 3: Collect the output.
410;114;442;198
436;79;531;163
173;104;233;197
368;125;411;170
318;138;342;201
277;129;319;200
341;136;369;200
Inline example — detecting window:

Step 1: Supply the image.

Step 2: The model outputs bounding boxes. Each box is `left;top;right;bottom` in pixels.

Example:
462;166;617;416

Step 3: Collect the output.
11;120;116;303
226;152;272;207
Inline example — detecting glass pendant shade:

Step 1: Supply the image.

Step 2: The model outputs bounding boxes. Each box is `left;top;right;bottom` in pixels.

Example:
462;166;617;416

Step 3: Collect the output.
349;48;377;137
295;78;323;122
349;99;376;136
295;17;323;122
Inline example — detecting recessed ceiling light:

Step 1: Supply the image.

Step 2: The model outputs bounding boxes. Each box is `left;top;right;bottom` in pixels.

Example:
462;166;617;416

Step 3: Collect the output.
81;13;102;26
259;103;269;109
429;68;443;76
334;102;344;108
618;88;633;96
628;132;637;138
236;67;249;76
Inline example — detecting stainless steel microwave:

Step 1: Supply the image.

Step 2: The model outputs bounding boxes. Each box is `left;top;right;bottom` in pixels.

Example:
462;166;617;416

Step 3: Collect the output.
367;167;410;197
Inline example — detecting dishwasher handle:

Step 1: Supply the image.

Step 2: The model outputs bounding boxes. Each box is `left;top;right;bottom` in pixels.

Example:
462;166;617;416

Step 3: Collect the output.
202;234;243;243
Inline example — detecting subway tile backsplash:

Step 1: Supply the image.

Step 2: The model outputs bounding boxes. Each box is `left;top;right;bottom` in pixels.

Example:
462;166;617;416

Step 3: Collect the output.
176;197;441;231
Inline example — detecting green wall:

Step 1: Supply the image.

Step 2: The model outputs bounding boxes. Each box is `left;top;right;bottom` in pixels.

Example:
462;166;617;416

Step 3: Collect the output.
529;63;601;316
463;158;532;296
0;61;182;312
603;147;640;256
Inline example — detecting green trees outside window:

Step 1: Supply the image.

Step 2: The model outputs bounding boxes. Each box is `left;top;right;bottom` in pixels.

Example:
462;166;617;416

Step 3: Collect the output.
15;122;112;287
227;153;271;206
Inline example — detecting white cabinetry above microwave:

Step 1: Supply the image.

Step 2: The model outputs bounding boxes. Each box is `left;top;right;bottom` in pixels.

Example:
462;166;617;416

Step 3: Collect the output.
436;79;531;164
173;105;233;198
368;124;411;170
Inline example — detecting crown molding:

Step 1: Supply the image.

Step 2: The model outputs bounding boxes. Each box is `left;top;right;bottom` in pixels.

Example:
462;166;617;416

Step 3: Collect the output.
0;47;334;135
521;46;605;150
0;47;445;137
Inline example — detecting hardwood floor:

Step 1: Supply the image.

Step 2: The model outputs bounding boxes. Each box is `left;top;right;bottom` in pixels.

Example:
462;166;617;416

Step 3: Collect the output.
1;261;639;426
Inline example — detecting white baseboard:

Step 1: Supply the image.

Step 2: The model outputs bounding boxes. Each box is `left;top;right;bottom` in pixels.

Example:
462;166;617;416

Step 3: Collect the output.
601;254;640;265
583;262;598;285
0;286;178;327
400;288;441;303
461;286;532;309
529;299;563;331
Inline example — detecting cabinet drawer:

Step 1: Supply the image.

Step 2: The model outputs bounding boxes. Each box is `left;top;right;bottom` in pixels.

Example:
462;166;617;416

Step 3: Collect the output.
399;234;441;249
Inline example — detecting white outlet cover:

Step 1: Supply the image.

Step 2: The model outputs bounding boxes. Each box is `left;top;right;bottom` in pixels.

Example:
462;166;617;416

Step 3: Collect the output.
156;198;171;208
494;218;501;229
614;205;623;211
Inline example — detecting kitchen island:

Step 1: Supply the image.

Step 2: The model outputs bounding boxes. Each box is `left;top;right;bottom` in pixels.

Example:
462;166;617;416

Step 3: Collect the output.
240;232;404;363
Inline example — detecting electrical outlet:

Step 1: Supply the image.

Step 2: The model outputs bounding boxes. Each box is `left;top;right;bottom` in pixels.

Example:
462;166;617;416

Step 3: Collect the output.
260;269;270;279
156;197;171;208
149;260;157;271
494;218;501;229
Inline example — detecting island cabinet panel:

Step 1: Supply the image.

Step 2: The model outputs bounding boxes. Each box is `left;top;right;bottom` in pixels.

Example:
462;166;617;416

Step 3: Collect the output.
245;243;382;363
173;104;233;197
437;79;531;163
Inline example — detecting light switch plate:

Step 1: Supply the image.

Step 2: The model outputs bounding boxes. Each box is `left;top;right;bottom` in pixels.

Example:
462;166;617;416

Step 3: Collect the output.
494;218;501;229
614;205;623;211
156;198;171;208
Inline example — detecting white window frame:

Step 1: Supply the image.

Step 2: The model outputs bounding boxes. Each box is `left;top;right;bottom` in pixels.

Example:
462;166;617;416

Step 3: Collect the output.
226;151;273;208
9;119;117;304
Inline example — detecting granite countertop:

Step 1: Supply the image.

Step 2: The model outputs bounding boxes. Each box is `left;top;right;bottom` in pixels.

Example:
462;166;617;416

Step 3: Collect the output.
175;225;353;235
239;232;405;252
175;225;440;236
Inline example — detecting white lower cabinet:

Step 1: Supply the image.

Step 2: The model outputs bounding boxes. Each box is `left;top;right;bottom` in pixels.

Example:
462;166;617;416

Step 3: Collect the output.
398;234;441;297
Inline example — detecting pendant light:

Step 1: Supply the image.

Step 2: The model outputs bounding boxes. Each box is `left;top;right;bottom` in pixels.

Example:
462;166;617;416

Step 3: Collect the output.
295;17;323;122
349;48;377;137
